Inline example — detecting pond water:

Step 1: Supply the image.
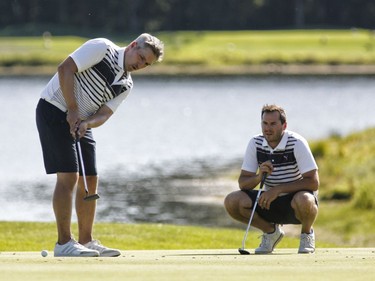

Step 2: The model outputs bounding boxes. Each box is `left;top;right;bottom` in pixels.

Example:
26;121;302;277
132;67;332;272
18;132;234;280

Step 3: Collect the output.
0;75;374;227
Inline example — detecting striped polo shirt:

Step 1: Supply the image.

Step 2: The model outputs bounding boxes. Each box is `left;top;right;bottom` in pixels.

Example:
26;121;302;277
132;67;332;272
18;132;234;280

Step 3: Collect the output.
41;38;133;119
241;130;318;192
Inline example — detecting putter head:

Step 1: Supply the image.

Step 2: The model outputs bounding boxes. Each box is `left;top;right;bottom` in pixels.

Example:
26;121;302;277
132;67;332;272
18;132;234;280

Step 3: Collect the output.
238;248;250;255
84;194;100;201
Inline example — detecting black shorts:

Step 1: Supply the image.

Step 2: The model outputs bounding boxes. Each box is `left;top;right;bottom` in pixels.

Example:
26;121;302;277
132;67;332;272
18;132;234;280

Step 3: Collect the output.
242;189;318;225
36;98;97;175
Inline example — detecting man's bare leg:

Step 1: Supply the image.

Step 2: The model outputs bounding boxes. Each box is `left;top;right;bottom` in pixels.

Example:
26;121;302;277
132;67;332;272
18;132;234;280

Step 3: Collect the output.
292;191;318;233
224;190;275;233
53;172;78;245
76;175;98;244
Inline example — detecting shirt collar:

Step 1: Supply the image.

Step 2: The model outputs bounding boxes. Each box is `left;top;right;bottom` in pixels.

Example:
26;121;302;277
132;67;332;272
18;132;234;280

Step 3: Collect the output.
117;47;126;71
262;131;288;152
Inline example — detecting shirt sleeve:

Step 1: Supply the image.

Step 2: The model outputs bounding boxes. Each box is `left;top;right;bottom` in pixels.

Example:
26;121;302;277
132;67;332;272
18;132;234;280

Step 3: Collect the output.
294;138;318;174
105;90;131;113
70;39;107;72
241;138;259;173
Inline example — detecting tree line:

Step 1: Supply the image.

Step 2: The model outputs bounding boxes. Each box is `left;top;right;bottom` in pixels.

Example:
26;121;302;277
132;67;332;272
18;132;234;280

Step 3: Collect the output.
1;0;375;36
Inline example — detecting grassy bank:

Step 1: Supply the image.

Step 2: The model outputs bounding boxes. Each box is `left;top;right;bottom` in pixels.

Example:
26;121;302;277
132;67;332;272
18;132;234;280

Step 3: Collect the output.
160;29;375;66
307;128;375;247
311;127;375;208
1;29;375;75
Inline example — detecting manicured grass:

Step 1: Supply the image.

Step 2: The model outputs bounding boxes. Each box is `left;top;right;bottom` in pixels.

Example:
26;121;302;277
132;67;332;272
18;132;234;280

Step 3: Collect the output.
1;29;375;67
0;221;335;252
1;249;374;281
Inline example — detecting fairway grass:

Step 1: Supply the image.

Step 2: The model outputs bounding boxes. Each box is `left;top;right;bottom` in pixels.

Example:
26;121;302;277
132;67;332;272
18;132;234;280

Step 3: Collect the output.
0;222;336;251
0;248;374;281
2;29;375;76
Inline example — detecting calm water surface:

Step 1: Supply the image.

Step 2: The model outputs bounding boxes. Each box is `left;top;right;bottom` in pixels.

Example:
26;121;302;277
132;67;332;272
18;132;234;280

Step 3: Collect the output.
0;75;374;226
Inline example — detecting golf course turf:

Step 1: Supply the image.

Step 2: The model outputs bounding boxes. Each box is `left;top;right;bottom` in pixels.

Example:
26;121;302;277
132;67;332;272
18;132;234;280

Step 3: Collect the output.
1;248;374;281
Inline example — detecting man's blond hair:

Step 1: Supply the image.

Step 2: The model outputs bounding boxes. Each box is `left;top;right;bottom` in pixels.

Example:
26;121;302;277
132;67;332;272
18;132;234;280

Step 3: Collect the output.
135;33;164;62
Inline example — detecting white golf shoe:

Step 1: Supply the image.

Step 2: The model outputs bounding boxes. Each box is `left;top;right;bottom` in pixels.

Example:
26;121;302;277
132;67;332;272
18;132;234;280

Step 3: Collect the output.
255;224;284;254
54;239;99;257
84;240;121;257
298;229;315;254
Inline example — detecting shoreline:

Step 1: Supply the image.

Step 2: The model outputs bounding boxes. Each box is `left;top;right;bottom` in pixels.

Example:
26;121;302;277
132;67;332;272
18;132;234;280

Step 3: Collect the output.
2;64;375;77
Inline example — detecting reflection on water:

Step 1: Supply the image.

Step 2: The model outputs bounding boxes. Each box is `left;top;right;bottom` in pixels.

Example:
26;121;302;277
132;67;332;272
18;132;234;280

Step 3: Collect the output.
10;159;241;228
97;174;238;227
93;158;241;227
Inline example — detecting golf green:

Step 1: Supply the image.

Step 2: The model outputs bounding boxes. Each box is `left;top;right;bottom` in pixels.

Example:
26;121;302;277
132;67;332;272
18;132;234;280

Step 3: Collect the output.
1;248;374;281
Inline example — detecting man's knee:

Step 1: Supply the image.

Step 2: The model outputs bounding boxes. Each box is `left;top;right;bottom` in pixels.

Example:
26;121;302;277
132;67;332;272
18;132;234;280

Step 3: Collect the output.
57;172;79;190
224;191;246;212
291;191;318;219
292;192;315;207
224;191;252;213
224;192;237;213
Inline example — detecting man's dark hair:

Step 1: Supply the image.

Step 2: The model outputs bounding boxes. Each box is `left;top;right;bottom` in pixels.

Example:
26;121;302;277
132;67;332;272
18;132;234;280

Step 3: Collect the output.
261;104;287;124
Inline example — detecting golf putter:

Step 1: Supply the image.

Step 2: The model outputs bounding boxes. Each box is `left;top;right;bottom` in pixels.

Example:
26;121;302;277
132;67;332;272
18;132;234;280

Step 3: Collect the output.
76;134;100;201
238;173;267;255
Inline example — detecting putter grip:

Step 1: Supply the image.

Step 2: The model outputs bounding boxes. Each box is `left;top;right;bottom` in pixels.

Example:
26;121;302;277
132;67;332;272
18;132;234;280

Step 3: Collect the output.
261;172;267;182
259;173;267;189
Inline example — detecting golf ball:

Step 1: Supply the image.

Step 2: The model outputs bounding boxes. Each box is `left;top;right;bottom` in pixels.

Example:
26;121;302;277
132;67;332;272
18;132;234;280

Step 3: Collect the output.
41;250;48;257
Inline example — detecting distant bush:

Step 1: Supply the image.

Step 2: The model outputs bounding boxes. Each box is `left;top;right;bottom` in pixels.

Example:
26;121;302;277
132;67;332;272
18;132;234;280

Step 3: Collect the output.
315;128;375;209
352;175;375;210
311;141;329;158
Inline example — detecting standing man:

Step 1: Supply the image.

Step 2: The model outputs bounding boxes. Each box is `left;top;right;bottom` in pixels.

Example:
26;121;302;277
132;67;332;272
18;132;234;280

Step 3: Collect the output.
36;34;164;257
224;104;319;254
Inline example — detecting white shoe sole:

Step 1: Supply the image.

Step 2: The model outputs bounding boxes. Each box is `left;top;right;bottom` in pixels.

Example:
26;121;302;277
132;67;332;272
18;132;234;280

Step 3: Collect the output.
54;250;100;257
